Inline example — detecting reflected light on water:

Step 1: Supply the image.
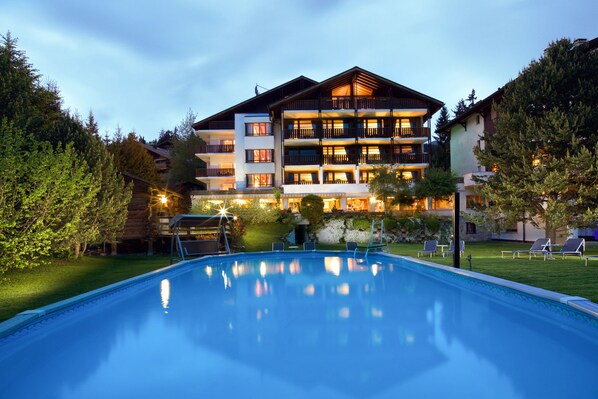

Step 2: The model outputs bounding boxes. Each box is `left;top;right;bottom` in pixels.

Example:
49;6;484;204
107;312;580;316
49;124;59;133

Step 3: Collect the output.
160;279;170;312
303;284;315;296
324;257;342;276
337;283;350;296
371;263;379;276
260;261;267;277
338;307;350;319
205;266;213;278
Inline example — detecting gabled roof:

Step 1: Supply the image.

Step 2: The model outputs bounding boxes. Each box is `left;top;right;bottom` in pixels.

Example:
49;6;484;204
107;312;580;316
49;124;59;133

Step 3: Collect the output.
142;143;171;159
269;66;444;116
192;75;318;130
438;87;505;132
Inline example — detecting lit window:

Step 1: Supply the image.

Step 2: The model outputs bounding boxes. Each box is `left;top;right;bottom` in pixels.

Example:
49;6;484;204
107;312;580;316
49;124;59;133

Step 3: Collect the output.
246;149;273;163
245;123;272;136
246;174;274;188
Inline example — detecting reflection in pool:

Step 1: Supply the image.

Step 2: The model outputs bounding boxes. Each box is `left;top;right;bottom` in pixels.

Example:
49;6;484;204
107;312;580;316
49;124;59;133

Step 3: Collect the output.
0;252;597;399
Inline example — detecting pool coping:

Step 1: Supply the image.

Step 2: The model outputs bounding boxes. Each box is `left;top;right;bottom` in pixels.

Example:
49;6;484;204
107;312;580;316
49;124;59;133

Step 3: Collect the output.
1;250;597;339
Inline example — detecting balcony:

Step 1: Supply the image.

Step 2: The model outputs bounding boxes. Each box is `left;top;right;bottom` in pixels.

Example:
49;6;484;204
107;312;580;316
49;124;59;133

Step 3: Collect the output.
322;179;356;184
282;97;428;111
196;144;235;154
284;155;322;165
394;153;429;164
283;126;429;140
196;168;235;177
358;154;393;165
392;127;430;139
323;154;356;165
284;179;320;185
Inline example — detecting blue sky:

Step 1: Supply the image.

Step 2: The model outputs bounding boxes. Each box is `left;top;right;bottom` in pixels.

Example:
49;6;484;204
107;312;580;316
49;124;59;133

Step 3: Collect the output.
1;0;596;141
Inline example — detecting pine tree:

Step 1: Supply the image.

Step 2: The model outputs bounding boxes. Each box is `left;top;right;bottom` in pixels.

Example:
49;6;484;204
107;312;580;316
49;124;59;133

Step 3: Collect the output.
432;106;451;170
474;38;598;239
169;109;205;190
466;89;477;107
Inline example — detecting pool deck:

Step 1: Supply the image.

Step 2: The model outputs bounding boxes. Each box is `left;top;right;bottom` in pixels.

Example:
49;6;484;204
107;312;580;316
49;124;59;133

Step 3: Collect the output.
1;250;597;340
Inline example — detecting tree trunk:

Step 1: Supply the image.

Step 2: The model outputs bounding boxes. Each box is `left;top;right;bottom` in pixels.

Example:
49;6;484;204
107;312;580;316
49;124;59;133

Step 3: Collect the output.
74;242;80;258
545;222;557;244
111;241;117;256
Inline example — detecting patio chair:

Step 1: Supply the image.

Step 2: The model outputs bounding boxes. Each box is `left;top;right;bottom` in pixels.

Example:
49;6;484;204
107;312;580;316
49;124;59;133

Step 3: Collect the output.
500;238;550;259
346;241;358;251
418;240;438;257
442;240;465;257
546;238;585;260
272;242;284;251
303;241;316;251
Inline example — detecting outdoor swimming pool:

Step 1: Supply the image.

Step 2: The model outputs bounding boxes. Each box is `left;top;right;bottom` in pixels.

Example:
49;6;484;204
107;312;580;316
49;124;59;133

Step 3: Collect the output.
0;252;597;398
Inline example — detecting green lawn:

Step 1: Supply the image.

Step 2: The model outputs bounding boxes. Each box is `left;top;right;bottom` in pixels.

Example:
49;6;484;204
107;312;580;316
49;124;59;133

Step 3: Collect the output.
1;227;597;323
0;256;170;322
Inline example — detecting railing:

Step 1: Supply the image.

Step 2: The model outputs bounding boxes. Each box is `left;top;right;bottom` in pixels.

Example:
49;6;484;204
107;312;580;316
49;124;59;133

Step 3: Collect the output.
196;144;235;153
322;128;355;139
394;153;429;164
207;121;234;130
360;177;418;184
392;127;430;139
284;179;320;185
322;154;356;165
322;179;356;184
284;155;322;165
196;168;235;177
358;127;392;139
282;97;429;111
284;128;318;140
358;154;393;164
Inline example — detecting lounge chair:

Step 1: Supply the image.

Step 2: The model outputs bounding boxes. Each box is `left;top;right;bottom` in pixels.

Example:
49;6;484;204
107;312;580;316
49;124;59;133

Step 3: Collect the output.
346;241;358;251
272;242;284;251
442;240;465;257
500;238;550;259
303;241;316;251
546;238;585;260
418;240;438;257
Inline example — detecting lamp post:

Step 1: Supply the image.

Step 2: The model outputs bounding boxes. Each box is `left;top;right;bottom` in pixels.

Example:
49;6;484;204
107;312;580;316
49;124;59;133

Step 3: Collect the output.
453;191;460;269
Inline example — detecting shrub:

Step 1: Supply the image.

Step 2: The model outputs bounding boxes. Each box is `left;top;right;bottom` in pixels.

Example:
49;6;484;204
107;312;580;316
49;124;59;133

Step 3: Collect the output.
352;218;371;231
299;194;325;229
383;217;398;231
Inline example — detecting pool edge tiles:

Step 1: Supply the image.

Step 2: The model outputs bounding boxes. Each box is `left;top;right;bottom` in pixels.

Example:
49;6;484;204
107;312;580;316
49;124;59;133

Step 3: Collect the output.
399;253;598;320
0;257;197;341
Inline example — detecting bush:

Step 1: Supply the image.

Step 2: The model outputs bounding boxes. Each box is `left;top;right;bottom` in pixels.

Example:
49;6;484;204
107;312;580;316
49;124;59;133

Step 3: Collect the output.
352;218;371;231
383;217;398;230
299;194;325;228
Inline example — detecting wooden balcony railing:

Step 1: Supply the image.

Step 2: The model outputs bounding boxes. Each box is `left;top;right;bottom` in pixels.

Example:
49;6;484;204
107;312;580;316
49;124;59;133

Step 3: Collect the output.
283;126;430;140
284;179;320;185
323;179;356;184
196;144;235;154
196;168;235;177
358;154;393;164
284;155;322;165
392;127;430;139
282;96;429;111
394;153;430;164
322;154;356;165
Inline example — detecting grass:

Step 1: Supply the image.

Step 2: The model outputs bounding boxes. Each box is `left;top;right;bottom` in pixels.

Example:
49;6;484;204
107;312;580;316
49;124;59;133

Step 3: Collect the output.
0;256;170;322
1;224;597;323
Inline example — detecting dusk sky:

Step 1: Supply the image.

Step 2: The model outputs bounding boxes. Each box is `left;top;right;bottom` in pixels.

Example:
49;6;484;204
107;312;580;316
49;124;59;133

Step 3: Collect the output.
1;0;596;141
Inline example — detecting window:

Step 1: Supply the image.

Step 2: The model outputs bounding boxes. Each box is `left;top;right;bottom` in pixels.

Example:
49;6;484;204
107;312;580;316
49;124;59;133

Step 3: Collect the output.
466;195;483;209
246;149;273;163
285;172;318;184
245;122;272;136
476;115;480;125
466;222;477;234
323;171;354;183
246;174;274;188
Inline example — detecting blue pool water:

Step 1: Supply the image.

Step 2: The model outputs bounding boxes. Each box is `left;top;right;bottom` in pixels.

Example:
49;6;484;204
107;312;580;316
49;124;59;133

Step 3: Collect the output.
0;252;597;398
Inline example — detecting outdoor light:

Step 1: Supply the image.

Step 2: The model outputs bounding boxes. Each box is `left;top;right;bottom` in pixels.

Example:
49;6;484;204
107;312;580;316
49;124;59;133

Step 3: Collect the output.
159;194;168;205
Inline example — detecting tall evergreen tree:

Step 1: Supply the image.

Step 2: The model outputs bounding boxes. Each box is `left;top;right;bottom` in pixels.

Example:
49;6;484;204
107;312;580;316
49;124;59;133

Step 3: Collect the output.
452;99;468;117
474;38;598;239
431;106;451;170
108;131;161;185
169;109;205;190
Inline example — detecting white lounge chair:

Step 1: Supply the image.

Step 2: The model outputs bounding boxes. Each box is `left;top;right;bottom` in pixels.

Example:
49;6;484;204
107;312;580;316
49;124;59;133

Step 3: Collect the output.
501;238;550;259
546;238;585;260
418;240;438;257
442;240;465;257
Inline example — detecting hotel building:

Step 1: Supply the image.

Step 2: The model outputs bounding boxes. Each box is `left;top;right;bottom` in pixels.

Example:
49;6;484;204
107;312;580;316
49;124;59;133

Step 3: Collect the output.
192;67;443;213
